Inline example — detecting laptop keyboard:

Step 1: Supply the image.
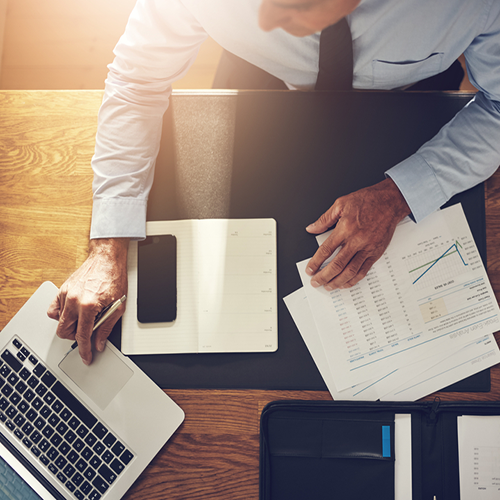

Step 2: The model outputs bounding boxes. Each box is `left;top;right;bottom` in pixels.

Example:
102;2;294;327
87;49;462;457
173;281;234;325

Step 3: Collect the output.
0;337;135;500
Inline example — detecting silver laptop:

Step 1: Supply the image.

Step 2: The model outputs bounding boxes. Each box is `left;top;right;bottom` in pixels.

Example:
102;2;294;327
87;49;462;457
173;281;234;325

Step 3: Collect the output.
0;282;184;499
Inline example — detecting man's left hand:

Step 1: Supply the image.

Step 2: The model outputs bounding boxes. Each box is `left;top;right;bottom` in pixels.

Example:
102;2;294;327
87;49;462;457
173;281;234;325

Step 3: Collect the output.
305;178;411;289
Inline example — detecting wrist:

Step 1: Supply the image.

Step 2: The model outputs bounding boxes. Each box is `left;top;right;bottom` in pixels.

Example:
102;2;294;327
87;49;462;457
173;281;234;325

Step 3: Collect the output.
89;238;130;262
382;178;411;221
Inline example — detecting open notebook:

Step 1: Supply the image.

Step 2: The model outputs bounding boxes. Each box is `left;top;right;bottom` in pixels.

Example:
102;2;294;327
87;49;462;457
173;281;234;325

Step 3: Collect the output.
121;219;278;355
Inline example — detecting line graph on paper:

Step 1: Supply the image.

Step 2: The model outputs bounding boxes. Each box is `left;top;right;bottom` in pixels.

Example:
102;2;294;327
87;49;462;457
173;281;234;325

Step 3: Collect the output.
403;237;471;292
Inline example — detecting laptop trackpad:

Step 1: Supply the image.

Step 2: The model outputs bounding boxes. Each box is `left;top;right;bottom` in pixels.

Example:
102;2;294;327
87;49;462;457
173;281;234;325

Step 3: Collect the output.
59;346;133;411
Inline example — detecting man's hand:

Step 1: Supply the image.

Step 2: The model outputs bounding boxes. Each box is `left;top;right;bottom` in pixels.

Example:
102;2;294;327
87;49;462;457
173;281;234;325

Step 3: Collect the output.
47;238;129;365
305;178;411;290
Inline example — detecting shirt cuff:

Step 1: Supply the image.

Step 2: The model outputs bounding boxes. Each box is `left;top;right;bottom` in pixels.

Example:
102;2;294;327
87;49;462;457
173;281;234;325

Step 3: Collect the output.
90;198;147;240
385;154;448;223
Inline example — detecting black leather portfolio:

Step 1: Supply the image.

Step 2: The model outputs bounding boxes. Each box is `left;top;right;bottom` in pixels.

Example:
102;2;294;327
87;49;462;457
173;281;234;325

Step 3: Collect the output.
259;400;500;500
113;90;490;392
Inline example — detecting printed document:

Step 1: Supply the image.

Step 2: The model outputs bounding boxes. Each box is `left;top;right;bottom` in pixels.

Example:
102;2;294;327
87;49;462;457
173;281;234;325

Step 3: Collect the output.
296;204;500;391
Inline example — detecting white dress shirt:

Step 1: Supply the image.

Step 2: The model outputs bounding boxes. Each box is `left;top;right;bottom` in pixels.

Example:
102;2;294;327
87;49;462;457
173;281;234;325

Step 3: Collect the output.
90;0;500;239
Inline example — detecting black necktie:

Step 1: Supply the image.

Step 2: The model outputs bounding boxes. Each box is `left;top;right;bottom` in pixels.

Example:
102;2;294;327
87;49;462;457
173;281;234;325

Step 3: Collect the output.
315;18;353;91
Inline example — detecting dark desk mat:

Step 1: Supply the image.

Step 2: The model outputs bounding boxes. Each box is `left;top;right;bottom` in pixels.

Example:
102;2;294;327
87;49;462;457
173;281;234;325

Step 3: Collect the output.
111;91;489;392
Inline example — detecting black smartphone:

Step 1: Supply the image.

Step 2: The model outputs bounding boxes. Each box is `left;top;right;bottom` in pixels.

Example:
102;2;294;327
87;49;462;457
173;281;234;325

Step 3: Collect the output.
137;234;177;323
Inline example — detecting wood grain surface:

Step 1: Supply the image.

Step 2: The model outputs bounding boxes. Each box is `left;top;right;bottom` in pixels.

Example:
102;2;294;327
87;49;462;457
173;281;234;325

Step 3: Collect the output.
1;90;499;500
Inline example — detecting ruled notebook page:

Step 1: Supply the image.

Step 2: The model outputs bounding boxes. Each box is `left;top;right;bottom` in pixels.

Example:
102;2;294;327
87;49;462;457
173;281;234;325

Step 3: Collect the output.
121;219;277;355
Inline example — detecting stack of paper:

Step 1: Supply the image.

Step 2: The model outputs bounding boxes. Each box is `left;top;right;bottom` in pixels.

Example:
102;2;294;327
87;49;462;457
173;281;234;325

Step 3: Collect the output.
285;204;500;401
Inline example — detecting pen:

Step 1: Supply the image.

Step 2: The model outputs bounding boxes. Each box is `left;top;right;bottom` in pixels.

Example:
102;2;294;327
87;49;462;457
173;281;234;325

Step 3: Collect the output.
67;295;127;352
93;295;127;331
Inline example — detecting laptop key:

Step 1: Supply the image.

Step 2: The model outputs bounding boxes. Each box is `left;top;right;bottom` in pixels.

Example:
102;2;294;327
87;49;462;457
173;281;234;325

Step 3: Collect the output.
50;433;63;447
84;467;96;481
74;490;85;500
0;397;8;410
13;339;22;350
72;472;84;486
81;480;92;495
34;417;45;430
28;355;38;365
63;464;76;479
90;456;102;470
17;400;29;414
35;384;48;397
98;463;117;484
41;371;56;388
16;352;26;362
93;442;105;456
31;431;42;444
103;433;116;448
47;446;59;461
7;373;19;386
56;456;68;470
1;385;13;398
92;422;107;440
56;472;66;483
67;450;79;464
66;430;77;444
6;420;15;431
14;429;23;440
76;458;87;473
60;408;71;421
111;441;124;456
31;446;41;457
26;408;37;422
0;365;10;378
9;392;21;406
19;367;30;381
1;350;22;372
40;405;52;419
32;397;43;410
24;389;35;403
110;458;125;475
68;416;80;430
52;399;64;414
85;433;97;447
6;406;17;419
65;481;75;492
92;476;109;495
39;439;50;452
102;450;113;464
89;490;102;500
40;455;50;466
59;441;71;456
43;392;56;405
74;438;85;452
33;364;46;377
27;376;38;389
48;463;58;475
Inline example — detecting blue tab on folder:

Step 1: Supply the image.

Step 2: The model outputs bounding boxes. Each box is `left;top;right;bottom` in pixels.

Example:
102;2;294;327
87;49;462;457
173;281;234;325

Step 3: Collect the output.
382;426;391;457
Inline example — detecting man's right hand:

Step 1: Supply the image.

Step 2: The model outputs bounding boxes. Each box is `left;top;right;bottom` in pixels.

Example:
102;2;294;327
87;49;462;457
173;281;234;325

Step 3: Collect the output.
47;238;129;365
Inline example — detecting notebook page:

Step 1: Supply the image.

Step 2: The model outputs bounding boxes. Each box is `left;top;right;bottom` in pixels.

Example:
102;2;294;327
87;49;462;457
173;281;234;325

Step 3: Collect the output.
121;220;199;354
196;219;277;352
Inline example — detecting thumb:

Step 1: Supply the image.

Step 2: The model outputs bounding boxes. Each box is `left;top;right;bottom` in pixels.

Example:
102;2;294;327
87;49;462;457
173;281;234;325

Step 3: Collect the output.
306;204;341;234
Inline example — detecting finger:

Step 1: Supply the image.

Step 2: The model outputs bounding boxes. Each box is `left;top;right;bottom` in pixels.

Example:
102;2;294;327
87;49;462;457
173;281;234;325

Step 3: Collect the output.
74;306;96;366
93;305;126;352
55;296;79;340
306;202;342;235
47;293;62;321
306;231;344;278
339;257;377;289
314;246;363;288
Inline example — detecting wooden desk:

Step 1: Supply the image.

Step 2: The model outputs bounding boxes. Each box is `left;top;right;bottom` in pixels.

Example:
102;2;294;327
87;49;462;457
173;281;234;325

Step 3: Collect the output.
1;90;500;499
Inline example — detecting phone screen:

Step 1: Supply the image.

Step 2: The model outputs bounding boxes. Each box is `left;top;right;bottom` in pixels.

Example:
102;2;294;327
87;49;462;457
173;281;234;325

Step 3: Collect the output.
137;234;177;323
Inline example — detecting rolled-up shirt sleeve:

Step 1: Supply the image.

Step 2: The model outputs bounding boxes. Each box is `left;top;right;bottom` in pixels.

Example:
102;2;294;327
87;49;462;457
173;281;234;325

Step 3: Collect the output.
90;0;208;239
386;1;500;222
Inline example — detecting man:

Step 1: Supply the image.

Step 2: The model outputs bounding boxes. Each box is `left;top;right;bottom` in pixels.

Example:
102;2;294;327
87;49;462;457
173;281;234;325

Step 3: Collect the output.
47;0;500;365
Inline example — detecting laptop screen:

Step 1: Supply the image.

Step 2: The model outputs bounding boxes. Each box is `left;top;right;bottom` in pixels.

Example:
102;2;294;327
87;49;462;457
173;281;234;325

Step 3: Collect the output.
0;454;42;500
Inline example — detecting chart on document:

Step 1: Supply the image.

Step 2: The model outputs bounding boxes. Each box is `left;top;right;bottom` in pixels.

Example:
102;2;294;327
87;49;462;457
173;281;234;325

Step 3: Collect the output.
299;203;500;390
